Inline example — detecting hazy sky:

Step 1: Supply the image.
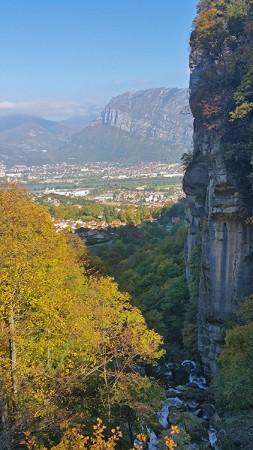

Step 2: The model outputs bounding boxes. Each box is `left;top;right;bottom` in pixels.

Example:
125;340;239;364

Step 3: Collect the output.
0;0;197;119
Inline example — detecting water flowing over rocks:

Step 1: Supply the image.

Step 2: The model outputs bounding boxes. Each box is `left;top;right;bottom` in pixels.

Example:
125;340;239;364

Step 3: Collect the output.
208;428;220;450
147;429;159;450
145;360;221;449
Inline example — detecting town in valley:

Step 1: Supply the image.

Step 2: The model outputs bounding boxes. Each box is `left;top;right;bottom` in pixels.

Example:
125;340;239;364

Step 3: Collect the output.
0;161;184;244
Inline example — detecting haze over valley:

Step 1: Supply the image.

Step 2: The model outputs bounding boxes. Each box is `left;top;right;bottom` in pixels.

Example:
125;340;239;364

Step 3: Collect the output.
0;87;192;166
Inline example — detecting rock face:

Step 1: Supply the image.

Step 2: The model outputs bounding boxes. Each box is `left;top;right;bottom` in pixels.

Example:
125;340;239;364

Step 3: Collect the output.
101;88;192;143
184;138;253;373
61;88;193;163
183;4;253;373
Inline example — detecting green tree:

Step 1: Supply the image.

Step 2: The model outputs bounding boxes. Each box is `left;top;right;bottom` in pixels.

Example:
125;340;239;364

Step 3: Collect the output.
213;295;253;410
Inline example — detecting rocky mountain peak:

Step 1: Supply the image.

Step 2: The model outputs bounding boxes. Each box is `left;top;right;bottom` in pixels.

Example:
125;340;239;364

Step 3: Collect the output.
100;87;192;141
60;87;192;164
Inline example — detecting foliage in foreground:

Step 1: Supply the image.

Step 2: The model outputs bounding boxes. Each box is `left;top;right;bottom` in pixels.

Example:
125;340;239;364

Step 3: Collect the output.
24;419;183;450
213;294;253;411
0;185;164;448
24;418;122;449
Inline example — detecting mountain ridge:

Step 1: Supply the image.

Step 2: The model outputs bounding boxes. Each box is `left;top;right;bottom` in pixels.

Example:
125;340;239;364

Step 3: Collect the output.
0;87;193;166
0;114;92;166
60;87;193;164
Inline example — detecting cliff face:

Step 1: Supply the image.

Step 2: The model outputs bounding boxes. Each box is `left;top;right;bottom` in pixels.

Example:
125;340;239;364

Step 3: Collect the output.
101;88;192;144
184;0;253;373
61;88;193;164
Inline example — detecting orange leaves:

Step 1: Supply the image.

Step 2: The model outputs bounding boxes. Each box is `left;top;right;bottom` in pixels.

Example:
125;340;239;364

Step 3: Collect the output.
195;7;219;35
170;425;180;435
89;418;122;450
164;438;177;450
200;95;223;118
164;425;181;450
23;419;122;450
131;432;148;450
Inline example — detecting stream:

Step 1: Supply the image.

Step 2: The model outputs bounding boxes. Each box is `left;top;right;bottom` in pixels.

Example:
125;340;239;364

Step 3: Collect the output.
146;360;221;450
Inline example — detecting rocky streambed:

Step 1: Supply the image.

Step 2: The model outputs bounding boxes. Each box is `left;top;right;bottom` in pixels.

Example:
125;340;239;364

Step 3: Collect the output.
146;360;221;449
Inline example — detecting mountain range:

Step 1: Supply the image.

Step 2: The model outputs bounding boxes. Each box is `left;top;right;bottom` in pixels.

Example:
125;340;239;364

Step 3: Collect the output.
0;88;193;166
60;87;193;164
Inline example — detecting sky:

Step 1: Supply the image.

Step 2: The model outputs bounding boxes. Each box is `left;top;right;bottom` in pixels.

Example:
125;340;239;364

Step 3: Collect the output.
0;0;197;120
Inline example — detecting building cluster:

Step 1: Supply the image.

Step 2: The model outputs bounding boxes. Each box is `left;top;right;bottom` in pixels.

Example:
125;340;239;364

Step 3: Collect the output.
54;218;124;232
112;189;183;205
0;161;184;206
54;217;125;245
0;162;183;185
44;188;90;197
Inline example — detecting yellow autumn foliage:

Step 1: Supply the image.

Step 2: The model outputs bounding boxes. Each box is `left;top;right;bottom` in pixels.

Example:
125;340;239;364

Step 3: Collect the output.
0;184;164;445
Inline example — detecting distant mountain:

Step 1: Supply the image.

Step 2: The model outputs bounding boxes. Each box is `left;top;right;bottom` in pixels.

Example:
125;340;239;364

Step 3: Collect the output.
0;115;73;166
0;112;102;166
0;89;193;166
59;88;193;164
60;111;101;133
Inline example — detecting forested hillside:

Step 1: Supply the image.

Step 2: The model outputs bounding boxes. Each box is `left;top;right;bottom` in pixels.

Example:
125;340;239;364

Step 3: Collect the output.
92;206;192;353
40;194;159;226
0;185;166;449
1;186;220;449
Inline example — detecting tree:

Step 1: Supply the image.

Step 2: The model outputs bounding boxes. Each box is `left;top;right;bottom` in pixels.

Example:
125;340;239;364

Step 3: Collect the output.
0;184;84;432
94;218;188;347
213;295;253;410
0;185;164;447
23;418;122;450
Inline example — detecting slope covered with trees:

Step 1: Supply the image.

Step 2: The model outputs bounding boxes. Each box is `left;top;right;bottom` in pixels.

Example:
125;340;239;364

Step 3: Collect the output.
0;185;164;449
92;204;196;356
40;194;159;226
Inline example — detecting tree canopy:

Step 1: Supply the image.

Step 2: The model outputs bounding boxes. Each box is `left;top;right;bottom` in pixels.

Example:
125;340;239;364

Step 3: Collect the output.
0;185;164;448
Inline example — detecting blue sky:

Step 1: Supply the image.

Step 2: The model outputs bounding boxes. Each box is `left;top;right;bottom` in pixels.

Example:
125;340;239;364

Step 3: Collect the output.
0;0;197;119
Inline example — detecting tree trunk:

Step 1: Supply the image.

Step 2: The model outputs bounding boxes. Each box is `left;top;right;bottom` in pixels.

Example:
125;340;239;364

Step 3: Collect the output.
8;309;17;396
103;354;111;425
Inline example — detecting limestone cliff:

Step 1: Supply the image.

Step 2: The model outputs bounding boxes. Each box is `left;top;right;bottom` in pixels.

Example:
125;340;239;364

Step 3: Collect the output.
61;88;193;164
101;88;192;145
183;0;253;373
